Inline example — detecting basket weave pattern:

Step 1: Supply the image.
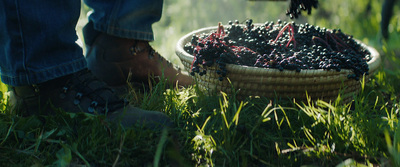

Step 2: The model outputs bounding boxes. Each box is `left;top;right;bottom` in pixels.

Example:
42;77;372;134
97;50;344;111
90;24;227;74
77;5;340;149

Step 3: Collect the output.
176;26;381;101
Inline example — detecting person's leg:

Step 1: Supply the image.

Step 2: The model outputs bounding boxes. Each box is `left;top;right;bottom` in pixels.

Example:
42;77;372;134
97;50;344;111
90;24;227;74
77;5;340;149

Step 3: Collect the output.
84;0;163;41
0;0;172;128
0;0;86;86
83;0;193;88
381;0;396;40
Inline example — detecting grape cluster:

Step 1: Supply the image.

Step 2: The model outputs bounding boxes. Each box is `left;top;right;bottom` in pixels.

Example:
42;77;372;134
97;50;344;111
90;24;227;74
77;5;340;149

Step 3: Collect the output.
286;0;319;19
184;20;371;81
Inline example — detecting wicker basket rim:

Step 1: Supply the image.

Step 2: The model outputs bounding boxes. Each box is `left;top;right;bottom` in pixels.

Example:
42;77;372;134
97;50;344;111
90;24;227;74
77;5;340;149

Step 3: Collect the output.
175;25;381;77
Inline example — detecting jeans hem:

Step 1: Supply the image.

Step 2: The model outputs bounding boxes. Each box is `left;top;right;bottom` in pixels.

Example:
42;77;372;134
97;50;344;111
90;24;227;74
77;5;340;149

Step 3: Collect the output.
93;23;155;41
1;57;87;86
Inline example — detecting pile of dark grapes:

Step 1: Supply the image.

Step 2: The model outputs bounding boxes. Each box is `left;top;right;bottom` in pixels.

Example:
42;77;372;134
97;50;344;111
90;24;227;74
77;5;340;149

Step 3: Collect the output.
286;0;319;19
184;20;371;81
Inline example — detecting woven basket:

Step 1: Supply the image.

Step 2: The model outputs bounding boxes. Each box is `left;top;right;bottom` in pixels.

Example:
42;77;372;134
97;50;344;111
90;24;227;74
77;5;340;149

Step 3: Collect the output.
175;26;381;101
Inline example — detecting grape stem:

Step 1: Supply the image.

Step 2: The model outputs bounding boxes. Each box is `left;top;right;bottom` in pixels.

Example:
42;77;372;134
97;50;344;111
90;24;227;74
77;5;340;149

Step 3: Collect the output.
310;30;356;53
190;22;257;71
326;31;356;52
272;23;297;48
229;46;257;55
312;36;333;51
215;23;257;57
326;31;346;50
287;24;297;48
217;22;225;37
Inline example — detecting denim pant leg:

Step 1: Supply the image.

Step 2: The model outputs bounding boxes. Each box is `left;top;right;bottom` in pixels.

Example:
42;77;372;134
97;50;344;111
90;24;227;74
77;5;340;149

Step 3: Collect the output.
0;0;87;86
84;0;163;41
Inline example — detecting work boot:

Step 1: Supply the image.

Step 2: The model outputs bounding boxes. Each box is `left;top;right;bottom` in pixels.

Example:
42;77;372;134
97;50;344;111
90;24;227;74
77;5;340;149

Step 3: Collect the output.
83;22;193;89
8;69;173;129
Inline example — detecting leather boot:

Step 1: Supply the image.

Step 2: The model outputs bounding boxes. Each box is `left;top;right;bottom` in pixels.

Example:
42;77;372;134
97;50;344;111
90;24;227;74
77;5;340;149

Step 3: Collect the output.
83;22;193;89
8;69;173;129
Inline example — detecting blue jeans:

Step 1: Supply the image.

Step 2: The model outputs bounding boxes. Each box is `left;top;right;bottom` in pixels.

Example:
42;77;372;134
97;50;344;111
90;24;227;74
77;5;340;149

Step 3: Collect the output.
0;0;163;86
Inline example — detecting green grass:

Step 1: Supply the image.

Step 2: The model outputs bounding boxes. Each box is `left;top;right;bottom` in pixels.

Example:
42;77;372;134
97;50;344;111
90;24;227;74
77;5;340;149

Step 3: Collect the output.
2;68;400;166
2;0;400;166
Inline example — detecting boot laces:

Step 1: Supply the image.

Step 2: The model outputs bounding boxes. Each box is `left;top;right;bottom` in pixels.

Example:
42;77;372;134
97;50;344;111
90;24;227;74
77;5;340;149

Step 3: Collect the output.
63;70;126;113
